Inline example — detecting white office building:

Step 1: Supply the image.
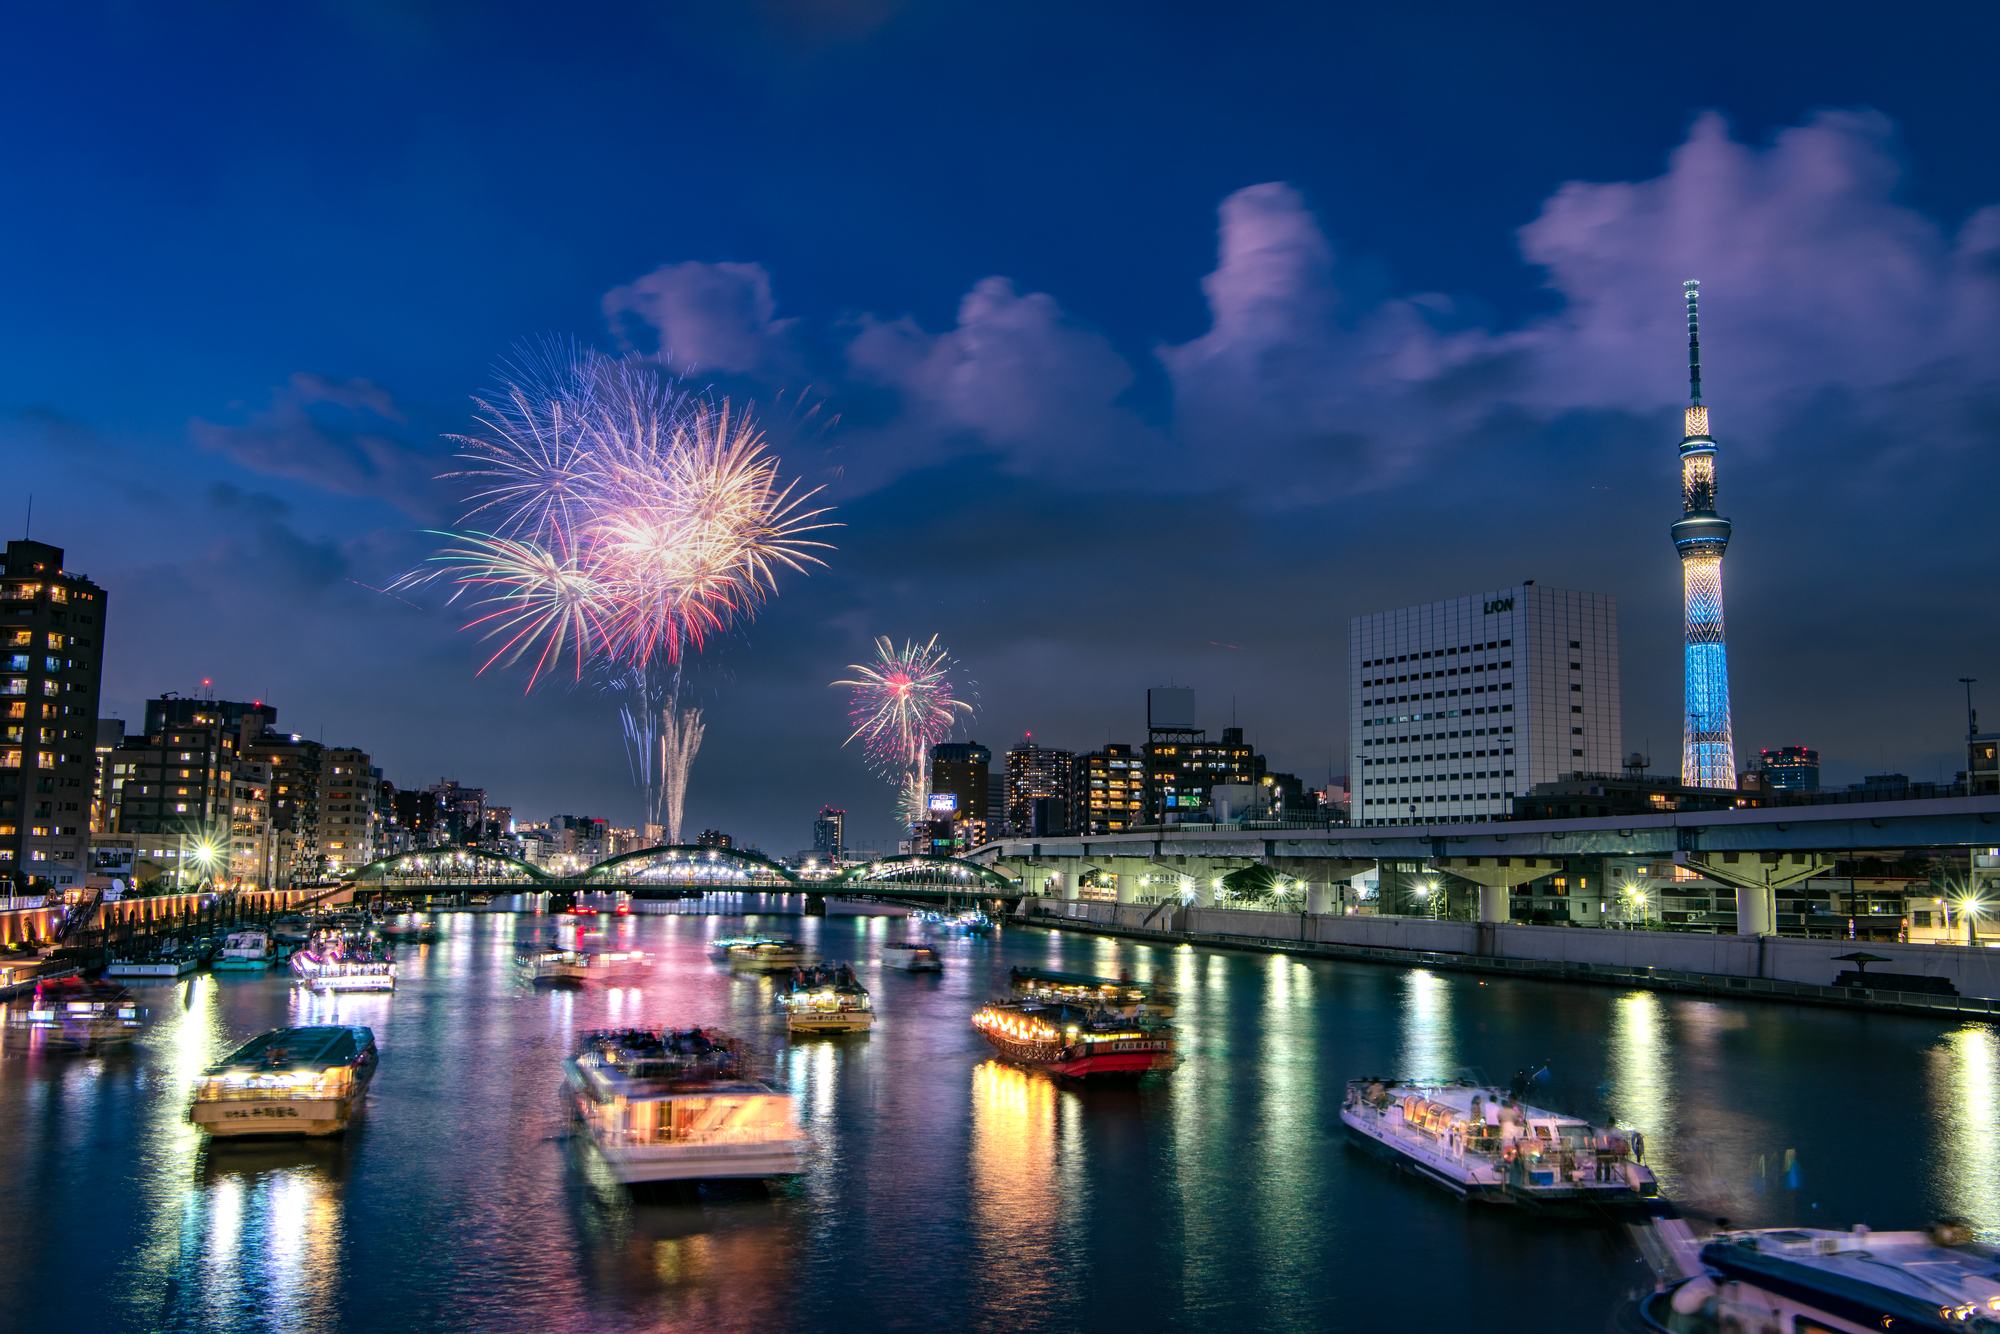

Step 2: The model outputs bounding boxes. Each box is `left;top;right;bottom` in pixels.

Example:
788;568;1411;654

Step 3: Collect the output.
1349;585;1621;826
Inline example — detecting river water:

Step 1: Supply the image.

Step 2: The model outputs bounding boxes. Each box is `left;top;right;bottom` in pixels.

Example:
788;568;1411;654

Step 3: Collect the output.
0;907;1993;1333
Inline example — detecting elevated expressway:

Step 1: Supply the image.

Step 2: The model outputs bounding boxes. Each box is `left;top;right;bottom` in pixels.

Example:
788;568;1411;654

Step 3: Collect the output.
967;793;2000;935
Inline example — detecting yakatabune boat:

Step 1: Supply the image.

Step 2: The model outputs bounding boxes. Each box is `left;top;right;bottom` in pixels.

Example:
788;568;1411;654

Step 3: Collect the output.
777;962;875;1035
1008;967;1175;1018
1341;1078;1662;1217
1630;1223;2000;1333
189;1025;379;1138
970;1000;1175;1078
519;947;590;984
564;1028;803;1184
291;930;397;992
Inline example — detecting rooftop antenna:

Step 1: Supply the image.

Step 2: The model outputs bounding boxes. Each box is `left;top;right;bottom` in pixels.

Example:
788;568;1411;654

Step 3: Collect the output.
22;494;30;541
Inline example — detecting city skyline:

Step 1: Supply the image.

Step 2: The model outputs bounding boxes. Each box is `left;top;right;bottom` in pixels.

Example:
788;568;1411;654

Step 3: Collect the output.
3;8;1997;853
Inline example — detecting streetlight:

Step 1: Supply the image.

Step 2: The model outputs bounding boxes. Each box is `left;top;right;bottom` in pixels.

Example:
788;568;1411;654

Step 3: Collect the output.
1960;896;1985;947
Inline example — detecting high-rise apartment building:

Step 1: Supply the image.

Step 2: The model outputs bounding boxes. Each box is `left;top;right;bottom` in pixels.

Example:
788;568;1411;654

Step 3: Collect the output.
246;732;324;884
1759;745;1820;793
1005;739;1077;837
319;748;375;875
109;698;279;888
1674;280;1738;787
1349;585;1621;826
0;540;106;891
1079;743;1145;834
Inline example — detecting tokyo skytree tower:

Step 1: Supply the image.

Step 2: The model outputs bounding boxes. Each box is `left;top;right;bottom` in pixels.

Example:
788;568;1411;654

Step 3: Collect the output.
1672;279;1737;787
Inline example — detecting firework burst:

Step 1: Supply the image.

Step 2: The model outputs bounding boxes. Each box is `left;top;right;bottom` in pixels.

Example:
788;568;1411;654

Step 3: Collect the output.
834;636;972;818
397;344;837;836
402;350;835;688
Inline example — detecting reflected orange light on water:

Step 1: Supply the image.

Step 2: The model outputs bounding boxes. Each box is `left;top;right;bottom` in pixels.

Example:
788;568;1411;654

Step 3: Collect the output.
969;1060;1060;1301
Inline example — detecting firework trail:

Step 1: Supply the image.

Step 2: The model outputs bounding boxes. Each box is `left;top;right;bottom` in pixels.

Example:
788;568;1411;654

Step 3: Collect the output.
833;635;972;823
658;704;705;845
400;344;835;833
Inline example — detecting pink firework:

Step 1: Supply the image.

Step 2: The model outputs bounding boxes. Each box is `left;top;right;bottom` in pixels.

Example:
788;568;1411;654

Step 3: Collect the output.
833;635;971;778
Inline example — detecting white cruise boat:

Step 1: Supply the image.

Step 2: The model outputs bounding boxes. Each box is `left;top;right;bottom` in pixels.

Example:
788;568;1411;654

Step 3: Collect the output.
711;937;808;971
189;1025;379;1138
1632;1224;2000;1333
1341;1078;1662;1217
520;948;590;984
564;1028;803;1184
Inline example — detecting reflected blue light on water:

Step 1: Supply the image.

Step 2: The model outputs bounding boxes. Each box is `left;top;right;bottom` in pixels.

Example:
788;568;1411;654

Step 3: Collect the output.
0;911;1993;1332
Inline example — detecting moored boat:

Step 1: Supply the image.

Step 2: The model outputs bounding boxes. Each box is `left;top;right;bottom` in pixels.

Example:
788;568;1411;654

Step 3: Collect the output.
1008;967;1174;1018
1629;1223;2000;1332
564;1027;803;1184
212;929;277;971
777;962;875;1035
970;1000;1175;1078
189;1025;379;1138
1340;1078;1662;1217
4;977;147;1051
885;942;943;973
106;942;201;978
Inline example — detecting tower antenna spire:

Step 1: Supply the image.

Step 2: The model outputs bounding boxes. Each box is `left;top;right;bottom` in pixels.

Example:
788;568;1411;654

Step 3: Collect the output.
1684;279;1702;406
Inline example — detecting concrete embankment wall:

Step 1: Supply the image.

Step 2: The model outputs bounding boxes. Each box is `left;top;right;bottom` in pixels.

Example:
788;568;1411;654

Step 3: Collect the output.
1024;899;2000;1003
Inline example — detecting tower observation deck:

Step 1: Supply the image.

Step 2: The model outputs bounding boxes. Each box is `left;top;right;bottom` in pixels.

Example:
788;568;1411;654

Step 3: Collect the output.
1672;280;1736;787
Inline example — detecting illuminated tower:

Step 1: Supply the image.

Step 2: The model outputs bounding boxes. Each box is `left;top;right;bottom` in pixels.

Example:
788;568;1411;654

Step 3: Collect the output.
1673;280;1736;787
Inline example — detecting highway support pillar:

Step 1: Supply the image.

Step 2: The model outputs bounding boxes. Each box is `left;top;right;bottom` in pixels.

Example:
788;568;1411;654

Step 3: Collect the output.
1429;856;1567;924
1677;851;1834;936
1269;857;1377;918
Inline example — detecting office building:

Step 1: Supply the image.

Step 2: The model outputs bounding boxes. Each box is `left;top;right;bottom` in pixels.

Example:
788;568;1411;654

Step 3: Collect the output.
812;806;844;861
1759;745;1820;793
929;740;993;843
0;540;106;891
1138;689;1268;822
1349;584;1621;826
1673;281;1739;787
1005;738;1077;836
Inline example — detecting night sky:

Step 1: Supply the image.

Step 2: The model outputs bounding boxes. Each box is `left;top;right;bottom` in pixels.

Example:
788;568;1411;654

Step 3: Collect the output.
5;1;1996;854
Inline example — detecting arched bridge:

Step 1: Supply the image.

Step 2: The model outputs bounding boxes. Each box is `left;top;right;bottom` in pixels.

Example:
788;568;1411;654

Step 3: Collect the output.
345;845;1021;904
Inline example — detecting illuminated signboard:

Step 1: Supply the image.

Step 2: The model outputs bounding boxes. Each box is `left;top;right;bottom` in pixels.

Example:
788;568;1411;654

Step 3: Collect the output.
927;793;958;814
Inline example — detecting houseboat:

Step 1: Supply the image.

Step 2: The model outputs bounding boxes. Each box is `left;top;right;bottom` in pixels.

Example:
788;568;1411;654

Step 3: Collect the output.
970;1000;1176;1078
1631;1223;2000;1332
777;963;875;1035
188;1025;379;1138
1340;1077;1662;1217
564;1027;803;1184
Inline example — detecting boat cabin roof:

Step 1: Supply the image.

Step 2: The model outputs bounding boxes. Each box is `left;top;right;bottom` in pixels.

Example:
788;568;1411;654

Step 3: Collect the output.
1010;967;1143;989
210;1026;373;1073
1704;1230;2000;1330
1355;1079;1595;1129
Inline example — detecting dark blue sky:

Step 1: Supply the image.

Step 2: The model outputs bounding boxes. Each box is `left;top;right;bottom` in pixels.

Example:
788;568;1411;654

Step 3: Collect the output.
5;1;1996;852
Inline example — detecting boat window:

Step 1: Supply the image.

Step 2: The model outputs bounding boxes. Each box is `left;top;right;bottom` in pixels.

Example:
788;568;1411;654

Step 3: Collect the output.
1795;1321;1844;1334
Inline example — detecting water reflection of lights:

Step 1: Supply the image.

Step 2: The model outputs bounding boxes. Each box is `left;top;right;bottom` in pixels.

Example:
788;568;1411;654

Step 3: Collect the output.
1607;992;1673;1191
969;1061;1060;1293
1399;970;1454;1080
1931;1025;2000;1239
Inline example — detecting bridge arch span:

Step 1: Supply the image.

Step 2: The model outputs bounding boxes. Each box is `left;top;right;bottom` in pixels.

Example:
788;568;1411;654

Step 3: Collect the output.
829;855;1020;895
581;845;802;886
349;847;551;882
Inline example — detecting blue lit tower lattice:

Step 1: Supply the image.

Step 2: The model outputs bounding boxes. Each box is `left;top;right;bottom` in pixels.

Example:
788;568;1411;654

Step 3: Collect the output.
1673;279;1736;787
